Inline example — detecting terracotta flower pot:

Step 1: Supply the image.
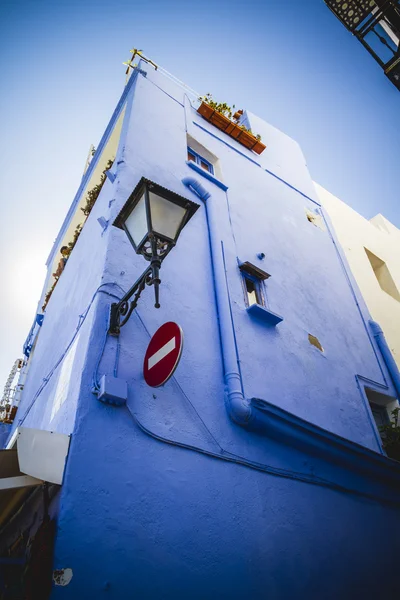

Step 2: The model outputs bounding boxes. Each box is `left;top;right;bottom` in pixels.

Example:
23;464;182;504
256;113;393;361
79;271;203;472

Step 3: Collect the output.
197;102;214;120
197;102;266;154
223;122;235;135
229;123;242;139
210;110;232;132
253;140;267;155
236;129;256;149
197;102;232;132
233;110;243;120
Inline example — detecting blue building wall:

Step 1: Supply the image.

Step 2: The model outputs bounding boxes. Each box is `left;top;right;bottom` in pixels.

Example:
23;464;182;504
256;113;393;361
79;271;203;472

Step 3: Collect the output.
11;63;400;598
0;423;11;448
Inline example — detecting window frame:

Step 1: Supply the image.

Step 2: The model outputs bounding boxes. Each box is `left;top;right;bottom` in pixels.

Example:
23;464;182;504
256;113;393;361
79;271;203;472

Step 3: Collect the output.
369;402;390;429
239;262;270;308
187;146;214;175
241;271;266;308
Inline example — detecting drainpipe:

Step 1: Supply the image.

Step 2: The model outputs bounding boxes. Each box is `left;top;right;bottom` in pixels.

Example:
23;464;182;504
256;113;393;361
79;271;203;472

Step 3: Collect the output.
182;177;252;426
369;320;400;398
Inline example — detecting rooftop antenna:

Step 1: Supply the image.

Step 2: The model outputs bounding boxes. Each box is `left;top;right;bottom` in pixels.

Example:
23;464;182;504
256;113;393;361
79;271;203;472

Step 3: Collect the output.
123;48;159;83
122;48;199;99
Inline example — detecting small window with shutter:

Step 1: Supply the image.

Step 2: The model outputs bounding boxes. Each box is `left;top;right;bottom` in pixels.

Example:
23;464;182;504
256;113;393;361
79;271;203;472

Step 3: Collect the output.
239;262;270;308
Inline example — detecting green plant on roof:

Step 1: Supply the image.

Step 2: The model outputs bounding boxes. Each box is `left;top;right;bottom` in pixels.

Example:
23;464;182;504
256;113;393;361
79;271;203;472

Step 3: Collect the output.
81;159;114;217
42;158;115;311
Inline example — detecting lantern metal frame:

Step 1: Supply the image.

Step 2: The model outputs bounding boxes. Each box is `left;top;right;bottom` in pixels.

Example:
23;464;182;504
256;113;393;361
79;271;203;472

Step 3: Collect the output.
109;177;199;336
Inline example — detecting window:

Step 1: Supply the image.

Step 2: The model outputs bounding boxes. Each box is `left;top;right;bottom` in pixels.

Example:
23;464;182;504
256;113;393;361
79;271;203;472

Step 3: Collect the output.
186;134;222;181
187;147;214;175
239;262;270;307
365;388;396;431
244;276;261;306
369;403;390;430
365;388;400;457
364;248;400;301
187;148;196;163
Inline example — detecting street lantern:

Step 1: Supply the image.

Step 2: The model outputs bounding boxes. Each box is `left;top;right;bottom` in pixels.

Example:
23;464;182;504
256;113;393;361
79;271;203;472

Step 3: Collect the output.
115;177;198;260
109;177;199;335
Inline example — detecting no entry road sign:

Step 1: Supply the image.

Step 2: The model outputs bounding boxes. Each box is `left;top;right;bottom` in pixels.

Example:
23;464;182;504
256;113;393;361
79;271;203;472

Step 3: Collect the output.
143;322;183;387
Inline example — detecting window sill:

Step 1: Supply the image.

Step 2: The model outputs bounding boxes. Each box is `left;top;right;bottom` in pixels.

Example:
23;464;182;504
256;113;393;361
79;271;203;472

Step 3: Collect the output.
186;160;228;191
246;303;283;326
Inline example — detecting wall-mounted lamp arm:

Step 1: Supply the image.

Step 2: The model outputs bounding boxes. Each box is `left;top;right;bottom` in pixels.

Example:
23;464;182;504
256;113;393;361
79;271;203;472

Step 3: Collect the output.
109;255;161;336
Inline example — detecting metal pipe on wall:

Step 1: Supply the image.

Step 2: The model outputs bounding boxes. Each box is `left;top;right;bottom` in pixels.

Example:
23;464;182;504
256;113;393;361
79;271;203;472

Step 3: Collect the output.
182;177;252;425
369;320;400;399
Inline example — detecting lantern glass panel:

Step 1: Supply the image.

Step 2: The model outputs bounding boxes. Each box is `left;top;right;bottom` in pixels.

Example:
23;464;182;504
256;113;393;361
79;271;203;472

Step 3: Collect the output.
124;193;148;247
149;191;187;241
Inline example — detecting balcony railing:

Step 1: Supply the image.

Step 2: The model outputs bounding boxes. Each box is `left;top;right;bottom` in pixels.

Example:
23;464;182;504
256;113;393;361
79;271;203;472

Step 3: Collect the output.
325;0;400;89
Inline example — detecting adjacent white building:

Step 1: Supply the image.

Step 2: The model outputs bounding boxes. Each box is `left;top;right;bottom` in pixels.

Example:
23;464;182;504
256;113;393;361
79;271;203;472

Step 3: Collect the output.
315;183;400;370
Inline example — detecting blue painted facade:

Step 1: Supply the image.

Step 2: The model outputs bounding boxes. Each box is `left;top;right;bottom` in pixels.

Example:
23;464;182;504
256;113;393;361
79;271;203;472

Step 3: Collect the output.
0;423;11;448
8;62;400;598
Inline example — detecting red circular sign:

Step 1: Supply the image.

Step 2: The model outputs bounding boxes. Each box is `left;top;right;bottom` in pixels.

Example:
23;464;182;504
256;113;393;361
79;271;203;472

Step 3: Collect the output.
143;322;183;387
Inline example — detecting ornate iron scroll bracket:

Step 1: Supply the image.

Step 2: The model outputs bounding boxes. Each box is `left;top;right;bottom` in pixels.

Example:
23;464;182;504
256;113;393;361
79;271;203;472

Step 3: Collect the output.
109;256;161;336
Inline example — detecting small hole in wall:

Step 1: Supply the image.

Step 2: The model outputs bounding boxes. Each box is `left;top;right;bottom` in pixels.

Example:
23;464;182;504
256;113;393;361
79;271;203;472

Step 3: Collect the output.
308;334;323;352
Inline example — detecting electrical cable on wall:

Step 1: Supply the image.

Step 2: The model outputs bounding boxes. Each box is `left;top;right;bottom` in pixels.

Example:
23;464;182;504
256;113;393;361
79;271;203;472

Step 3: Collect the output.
18;279;398;507
18;282;125;427
115;308;400;508
133;310;225;454
126;405;400;508
92;313;113;393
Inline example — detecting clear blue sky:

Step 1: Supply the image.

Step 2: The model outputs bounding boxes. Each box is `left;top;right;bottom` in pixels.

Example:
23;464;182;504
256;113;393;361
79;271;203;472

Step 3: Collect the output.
0;0;399;387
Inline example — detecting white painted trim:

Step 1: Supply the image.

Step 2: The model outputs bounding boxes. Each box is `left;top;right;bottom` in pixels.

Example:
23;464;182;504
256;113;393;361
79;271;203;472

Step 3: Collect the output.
6;428;19;450
0;475;42;491
17;428;71;485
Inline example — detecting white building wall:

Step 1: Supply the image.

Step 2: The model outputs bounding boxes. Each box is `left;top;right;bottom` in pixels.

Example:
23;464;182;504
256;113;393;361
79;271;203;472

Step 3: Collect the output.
315;182;400;368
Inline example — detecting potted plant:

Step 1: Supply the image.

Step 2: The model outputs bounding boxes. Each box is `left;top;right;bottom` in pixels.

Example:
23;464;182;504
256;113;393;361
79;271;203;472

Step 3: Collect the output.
42;159;114;312
233;124;265;154
197;94;266;155
197;94;214;120
197;94;234;133
235;125;258;150
380;408;400;461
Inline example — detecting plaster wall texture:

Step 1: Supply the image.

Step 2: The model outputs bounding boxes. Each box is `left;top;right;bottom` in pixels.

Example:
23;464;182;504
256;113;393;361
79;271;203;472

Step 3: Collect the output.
316;182;400;369
0;423;11;448
10;65;400;598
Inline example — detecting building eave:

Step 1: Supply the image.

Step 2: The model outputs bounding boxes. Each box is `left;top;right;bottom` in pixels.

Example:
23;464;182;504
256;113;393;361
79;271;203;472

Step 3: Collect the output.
45;69;140;269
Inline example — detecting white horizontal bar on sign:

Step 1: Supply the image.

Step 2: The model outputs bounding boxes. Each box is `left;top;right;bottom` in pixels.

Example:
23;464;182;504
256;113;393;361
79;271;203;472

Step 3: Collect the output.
148;337;176;370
